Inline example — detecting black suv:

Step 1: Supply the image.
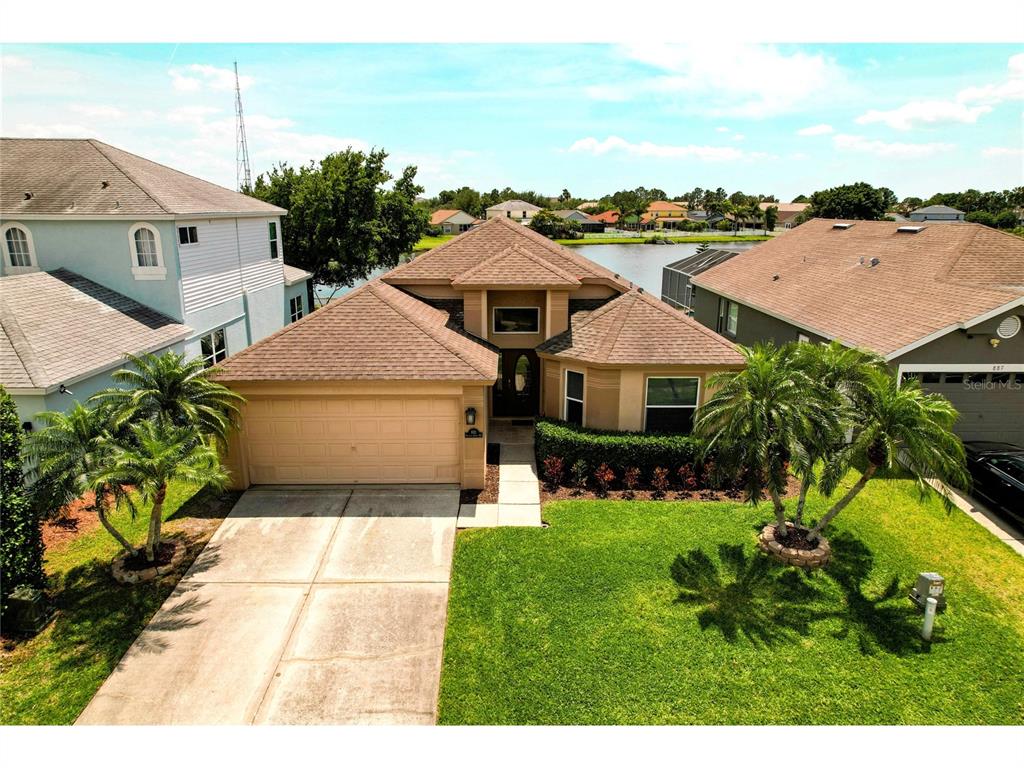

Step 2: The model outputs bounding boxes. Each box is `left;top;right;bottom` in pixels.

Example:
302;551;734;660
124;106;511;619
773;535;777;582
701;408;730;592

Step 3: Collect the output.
963;442;1024;521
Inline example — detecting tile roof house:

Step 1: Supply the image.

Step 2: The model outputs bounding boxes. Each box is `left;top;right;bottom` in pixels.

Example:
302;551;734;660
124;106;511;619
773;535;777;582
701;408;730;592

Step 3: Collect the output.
690;218;1024;443
0;137;313;427
484;199;543;223
759;201;809;228
216;216;742;489
429;209;478;234
591;209;621;225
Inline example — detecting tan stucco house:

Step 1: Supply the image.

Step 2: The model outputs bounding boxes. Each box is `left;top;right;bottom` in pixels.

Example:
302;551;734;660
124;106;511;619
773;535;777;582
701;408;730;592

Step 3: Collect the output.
216;216;742;489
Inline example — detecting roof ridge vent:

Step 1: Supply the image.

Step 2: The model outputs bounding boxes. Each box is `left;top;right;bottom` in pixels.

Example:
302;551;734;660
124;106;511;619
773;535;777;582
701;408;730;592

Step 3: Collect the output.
897;225;925;234
832;222;853;230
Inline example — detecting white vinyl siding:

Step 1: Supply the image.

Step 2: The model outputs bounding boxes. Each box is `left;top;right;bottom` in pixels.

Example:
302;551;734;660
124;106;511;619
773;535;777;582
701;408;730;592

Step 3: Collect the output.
178;217;284;314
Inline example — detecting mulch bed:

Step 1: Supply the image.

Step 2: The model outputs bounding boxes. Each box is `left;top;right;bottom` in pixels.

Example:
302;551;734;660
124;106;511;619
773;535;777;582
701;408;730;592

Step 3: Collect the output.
119;541;178;571
459;443;500;505
540;473;801;504
41;493;102;550
774;524;818;550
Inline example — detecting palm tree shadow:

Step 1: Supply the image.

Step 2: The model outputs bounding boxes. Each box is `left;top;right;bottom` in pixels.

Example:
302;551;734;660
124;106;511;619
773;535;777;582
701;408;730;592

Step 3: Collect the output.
825;533;938;656
670;544;824;647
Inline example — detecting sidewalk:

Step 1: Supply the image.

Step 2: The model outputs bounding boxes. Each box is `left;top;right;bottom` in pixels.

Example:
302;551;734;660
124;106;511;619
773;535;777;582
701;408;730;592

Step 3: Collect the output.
457;421;542;528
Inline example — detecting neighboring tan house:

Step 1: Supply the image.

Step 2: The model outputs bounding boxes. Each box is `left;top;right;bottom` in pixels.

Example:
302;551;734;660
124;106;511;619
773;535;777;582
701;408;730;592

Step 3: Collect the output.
485;199;543;223
430;209;478;234
215;216;743;489
644;200;689;229
690;219;1024;443
0;137;312;428
910;205;966;222
551;209;605;233
760;201;808;228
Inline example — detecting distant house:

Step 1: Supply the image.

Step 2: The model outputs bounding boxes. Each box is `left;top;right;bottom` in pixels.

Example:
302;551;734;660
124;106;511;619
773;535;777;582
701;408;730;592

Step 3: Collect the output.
910;205;966;222
661;249;740;312
644;201;689;229
551;209;605;233
576;201;601;211
1;137;314;429
759;202;809;228
485;199;543;223
686;210;725;227
690;219;1024;443
591;210;621;226
430;209;478;234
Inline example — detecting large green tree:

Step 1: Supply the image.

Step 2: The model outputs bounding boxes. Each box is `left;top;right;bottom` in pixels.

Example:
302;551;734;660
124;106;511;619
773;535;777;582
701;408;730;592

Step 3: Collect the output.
802;182;895;221
250;148;428;294
1;386;46;614
763;205;778;233
529;210;582;239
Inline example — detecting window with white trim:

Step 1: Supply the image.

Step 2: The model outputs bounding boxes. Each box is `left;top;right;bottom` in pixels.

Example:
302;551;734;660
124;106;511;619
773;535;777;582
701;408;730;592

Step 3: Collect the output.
2;224;36;271
200;329;227;368
564;370;584;426
178;225;198;245
268;221;279;259
717;298;739;337
128;223;165;279
289;295;304;323
645;377;699;434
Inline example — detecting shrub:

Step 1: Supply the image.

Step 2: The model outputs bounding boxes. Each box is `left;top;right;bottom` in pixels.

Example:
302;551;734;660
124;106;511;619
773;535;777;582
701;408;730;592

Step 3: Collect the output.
623;466;641;494
593;463;615;497
535;418;702;477
542;455;565;490
678;464;698;491
0;386;46;617
650;467;670;498
570;459;589;489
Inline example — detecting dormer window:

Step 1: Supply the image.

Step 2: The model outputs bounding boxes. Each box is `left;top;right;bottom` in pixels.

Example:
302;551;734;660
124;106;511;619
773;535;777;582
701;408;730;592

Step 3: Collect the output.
128;223;166;280
2;224;38;274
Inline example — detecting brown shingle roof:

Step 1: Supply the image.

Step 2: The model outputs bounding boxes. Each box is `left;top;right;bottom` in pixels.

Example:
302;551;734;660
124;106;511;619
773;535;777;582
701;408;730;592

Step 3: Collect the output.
691;219;1024;357
0;269;190;392
215;280;497;383
382;216;629;287
538;289;743;366
1;138;286;217
429;209;464;225
452;243;582;288
282;264;312;286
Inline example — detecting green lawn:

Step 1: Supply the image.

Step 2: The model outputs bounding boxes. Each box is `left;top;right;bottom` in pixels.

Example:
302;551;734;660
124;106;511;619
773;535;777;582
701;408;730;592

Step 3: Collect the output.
0;482;238;725
414;234;455;251
439;473;1024;725
555;234;772;245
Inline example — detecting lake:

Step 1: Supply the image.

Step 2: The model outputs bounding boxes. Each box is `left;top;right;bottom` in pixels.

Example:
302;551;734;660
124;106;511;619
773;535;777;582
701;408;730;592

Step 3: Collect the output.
315;241;760;303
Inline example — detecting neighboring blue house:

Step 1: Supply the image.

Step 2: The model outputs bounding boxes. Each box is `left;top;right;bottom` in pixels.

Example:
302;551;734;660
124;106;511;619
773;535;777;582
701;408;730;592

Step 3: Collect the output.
0;137;313;428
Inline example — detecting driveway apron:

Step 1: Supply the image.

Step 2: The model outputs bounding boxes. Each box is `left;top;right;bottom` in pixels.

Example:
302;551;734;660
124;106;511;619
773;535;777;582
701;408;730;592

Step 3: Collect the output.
76;487;458;725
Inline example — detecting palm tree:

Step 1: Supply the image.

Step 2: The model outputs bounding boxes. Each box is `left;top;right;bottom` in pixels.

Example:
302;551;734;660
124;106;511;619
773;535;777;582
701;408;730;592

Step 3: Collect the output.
23;403;136;553
94;421;228;562
806;369;968;543
91;351;244;445
694;343;834;537
789;342;886;526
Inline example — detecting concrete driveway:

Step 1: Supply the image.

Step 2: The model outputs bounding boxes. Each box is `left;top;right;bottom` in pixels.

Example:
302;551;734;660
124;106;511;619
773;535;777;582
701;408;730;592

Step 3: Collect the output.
77;487;458;725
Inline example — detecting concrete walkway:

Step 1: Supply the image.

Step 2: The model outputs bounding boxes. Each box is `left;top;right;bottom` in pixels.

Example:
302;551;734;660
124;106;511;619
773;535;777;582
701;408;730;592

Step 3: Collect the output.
928;478;1024;557
457;421;542;528
77;487;458;725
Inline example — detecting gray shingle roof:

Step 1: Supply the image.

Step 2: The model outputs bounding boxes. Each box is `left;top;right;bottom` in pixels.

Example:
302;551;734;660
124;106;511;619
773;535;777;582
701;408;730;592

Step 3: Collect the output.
911;205;965;215
1;138;286;217
0;269;190;392
485;199;543;212
282;264;313;286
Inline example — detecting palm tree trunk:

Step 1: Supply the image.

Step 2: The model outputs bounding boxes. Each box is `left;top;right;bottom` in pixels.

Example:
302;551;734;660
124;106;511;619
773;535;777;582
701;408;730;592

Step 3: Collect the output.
808;464;877;542
794;475;812;526
768;487;788;535
97;503;136;555
145;483;168;562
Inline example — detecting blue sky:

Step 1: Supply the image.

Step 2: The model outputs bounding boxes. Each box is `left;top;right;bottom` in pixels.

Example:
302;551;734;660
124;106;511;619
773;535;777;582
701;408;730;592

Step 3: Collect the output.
2;43;1021;201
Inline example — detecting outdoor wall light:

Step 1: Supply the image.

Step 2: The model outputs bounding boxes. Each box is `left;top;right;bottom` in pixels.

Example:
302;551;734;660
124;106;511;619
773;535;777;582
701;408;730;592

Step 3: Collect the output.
465;407;477;426
58;384;74;395
989;338;1001;348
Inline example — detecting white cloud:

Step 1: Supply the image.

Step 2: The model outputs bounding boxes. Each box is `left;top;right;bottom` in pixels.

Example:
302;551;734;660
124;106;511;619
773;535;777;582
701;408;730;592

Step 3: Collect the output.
596;43;844;118
854;52;1024;130
981;146;1023;158
833;133;955;159
716;126;731;133
169;64;253;93
569;135;747;162
732;133;745;141
1;54;31;70
797;123;833;136
856;101;992;131
69;104;124;120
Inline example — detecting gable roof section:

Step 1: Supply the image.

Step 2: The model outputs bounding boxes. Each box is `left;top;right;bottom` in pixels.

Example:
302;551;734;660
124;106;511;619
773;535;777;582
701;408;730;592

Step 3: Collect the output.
215;280;497;383
452;243;582;288
647;200;687;213
282;264;313;286
912;204;964;215
691;219;1024;357
591;210;620;224
538;289;743;366
486;199;543;212
1;138;286;217
759;202;808;213
429;209;465;225
0;269;190;392
382;215;630;288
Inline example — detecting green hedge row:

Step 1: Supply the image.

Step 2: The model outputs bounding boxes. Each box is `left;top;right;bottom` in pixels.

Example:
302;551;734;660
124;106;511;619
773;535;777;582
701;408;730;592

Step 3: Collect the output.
534;418;703;475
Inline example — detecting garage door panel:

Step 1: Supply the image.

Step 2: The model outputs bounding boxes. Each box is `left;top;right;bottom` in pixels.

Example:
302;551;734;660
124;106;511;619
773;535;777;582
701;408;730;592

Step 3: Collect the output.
244;396;461;485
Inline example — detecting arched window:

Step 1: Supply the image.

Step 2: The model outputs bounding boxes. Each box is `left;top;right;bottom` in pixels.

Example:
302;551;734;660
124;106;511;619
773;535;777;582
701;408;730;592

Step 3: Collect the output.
128;223;166;280
2;223;38;274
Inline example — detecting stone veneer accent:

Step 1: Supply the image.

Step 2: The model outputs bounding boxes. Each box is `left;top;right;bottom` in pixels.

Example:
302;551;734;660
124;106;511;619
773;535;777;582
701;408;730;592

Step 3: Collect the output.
758;523;831;568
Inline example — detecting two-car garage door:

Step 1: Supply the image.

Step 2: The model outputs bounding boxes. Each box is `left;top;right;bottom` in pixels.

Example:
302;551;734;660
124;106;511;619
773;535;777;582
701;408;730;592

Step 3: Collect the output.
243;396;462;485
